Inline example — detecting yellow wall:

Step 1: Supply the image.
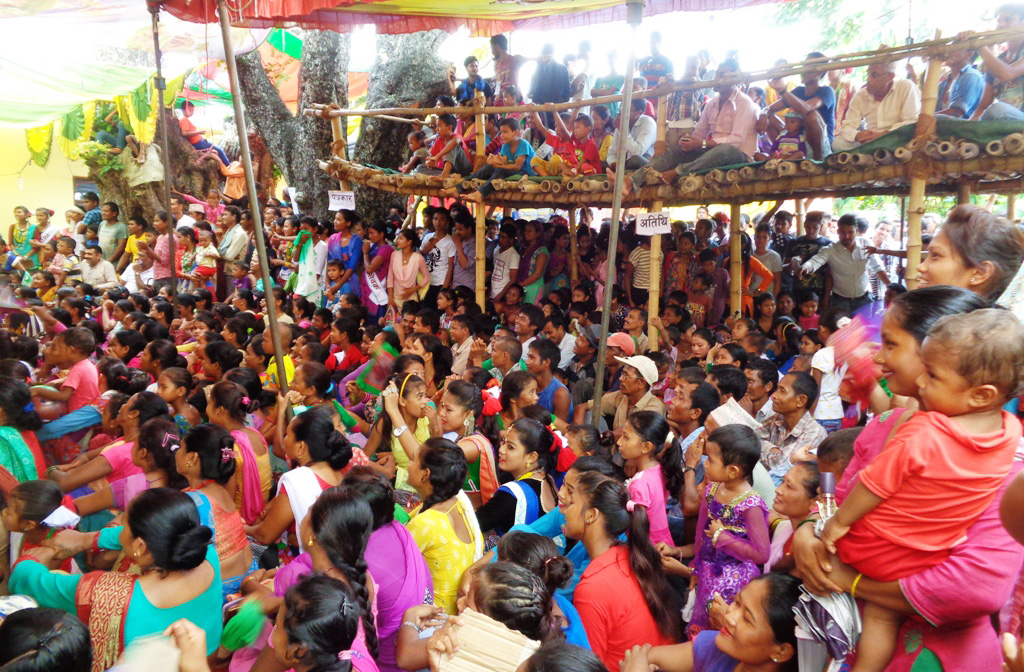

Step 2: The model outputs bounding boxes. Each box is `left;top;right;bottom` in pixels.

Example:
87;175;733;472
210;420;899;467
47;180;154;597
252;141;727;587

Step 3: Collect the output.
0;128;88;227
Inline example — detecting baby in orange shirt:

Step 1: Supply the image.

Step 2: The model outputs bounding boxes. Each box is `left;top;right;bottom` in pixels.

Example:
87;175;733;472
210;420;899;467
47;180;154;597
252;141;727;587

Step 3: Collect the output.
821;308;1024;672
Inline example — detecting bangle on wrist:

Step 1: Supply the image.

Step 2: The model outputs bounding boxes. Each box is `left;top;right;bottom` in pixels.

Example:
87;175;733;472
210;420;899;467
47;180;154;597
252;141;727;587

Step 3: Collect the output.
851;573;863;599
402;621;422;633
795;517;817;530
711;528;725;548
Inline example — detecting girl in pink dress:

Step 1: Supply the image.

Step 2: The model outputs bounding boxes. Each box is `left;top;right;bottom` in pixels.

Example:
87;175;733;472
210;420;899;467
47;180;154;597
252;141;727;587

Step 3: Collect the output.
618;411;683;547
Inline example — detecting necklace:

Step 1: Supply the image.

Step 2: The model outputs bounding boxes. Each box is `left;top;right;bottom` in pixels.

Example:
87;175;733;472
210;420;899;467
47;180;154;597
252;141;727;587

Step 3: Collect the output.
185;479;217;492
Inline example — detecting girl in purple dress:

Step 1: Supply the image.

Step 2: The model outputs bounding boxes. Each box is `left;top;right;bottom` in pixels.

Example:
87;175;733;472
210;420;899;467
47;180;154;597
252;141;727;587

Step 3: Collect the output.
688;424;771;637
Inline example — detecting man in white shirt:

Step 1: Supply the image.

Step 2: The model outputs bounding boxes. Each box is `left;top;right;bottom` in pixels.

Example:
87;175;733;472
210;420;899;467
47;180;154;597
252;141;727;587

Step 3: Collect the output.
171;196;196;227
449;314;474;375
80;244;120;290
799;214;890;314
622;58;756;197
834;62;920;151
607;97;657;172
491;223;520;303
542;314;576;370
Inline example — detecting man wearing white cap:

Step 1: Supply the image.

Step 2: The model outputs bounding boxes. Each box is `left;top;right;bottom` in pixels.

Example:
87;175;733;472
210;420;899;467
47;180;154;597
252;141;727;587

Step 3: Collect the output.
575;354;666;437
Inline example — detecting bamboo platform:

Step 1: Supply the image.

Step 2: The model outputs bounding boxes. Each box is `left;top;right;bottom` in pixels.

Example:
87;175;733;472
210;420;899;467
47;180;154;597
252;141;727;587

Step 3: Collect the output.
319;133;1024;209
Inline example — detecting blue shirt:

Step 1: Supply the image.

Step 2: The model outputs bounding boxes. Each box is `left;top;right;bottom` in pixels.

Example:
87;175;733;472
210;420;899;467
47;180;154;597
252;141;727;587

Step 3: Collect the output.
791;84;837;143
500;138;536;176
456;75;494;103
83;207;102;231
940;65;984;118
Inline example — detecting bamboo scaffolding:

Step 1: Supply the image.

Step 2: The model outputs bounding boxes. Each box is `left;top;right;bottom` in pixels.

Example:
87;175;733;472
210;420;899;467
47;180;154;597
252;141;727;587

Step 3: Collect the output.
474;91;487;310
303;28;1024;120
569;209;579;286
906;36;944;290
730;203;743;316
647;94;668;350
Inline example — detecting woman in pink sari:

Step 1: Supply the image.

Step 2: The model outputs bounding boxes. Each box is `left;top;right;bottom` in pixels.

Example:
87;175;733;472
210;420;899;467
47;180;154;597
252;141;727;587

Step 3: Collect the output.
206;381;270;524
793;286;1023;672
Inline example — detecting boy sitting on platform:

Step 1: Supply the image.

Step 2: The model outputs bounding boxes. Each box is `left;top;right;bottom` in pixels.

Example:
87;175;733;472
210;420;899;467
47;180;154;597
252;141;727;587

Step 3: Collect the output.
755;111;807;161
447;117;536;203
416;113;473;178
528;111;602;177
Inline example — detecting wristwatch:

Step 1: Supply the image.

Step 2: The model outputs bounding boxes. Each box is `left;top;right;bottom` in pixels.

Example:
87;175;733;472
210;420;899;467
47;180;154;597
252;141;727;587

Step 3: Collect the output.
393;425;409;438
682;466;697;475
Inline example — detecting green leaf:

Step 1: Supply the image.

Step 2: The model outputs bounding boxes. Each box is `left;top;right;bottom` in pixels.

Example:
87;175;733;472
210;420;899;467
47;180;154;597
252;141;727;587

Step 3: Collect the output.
132;81;152;124
60;107;86;141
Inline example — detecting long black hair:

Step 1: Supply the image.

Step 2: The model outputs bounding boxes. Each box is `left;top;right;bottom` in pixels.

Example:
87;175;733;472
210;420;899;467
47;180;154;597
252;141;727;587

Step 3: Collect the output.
496;530;573;595
308;486;378;659
128;391;170;429
111;329;146;363
181;423;237;485
574;471;681;640
282;574;359;672
506;417;560;496
445;379;500;449
0;607;91;672
375;373;426;446
626;411;682;498
887;285;989;345
523;642;607;672
343;466;396;531
290;406;352;471
417;438;467;511
126;488;212;572
0;376;42;431
413;333;452;387
137;417;186;490
209;381;260;423
204;341;243;377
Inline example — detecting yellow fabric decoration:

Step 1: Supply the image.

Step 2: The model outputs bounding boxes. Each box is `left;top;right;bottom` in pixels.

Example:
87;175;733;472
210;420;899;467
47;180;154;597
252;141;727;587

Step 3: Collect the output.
57;102;96;160
25;124;54;167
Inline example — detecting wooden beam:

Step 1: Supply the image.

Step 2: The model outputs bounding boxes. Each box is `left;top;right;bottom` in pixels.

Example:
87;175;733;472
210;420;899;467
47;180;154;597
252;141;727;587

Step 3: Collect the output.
569;208;579;286
957;180;972;205
906;36;944;290
1010;193;1018;220
647;93;669;351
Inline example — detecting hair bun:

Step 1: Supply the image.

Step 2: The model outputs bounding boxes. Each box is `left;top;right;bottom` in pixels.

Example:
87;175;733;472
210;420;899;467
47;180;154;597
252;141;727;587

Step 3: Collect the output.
167;524;213;570
324;430;354;472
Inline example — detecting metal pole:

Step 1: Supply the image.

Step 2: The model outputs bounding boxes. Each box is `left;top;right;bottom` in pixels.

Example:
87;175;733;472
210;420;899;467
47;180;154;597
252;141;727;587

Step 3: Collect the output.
216;0;289;392
592;0;643;428
149;4;176;297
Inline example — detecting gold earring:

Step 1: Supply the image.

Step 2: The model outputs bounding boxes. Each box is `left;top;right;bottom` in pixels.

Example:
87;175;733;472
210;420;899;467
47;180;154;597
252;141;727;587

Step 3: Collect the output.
307;536;315;548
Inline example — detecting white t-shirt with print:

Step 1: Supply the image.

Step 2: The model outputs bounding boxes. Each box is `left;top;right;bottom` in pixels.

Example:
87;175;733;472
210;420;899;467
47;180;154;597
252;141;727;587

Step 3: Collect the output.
810;346;847;420
492;246;521;298
422;233;456;286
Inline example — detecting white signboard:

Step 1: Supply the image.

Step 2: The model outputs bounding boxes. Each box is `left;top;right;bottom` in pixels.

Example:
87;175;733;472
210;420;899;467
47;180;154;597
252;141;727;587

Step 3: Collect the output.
328;190;356;211
286;187;300;214
636;211;671;236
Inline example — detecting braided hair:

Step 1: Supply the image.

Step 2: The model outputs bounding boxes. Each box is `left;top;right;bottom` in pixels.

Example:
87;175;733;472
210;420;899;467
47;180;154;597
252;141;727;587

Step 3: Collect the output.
308;486;378;659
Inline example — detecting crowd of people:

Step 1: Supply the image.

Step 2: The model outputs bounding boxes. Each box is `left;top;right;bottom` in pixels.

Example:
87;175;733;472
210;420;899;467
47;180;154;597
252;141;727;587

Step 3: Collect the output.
3;12;1024;672
408;4;1024;201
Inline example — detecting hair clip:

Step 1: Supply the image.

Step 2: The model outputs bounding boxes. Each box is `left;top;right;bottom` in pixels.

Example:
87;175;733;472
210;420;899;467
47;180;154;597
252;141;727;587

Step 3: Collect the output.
162;432;178;449
625;500;637;513
23;402;34;413
241;395;251;405
221;446;234;463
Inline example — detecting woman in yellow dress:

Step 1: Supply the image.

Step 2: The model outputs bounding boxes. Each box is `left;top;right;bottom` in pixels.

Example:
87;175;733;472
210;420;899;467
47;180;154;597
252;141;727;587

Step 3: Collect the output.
406;438;482;614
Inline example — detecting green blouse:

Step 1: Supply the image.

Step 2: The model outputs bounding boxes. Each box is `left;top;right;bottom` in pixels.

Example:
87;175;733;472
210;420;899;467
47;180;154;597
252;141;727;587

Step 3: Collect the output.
9;526;223;654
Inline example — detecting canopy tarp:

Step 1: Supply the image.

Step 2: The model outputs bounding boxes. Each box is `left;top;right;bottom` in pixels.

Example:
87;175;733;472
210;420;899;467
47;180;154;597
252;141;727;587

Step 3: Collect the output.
163;0;780;35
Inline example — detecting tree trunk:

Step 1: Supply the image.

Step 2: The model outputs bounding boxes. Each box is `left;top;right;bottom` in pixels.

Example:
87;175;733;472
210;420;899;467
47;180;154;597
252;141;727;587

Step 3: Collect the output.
354;31;453;221
83;108;221;224
236;30;349;219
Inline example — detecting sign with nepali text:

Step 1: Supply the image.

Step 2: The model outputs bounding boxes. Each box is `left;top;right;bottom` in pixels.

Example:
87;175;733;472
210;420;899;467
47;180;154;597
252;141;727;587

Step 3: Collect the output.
328;190;356;211
636;211;671;236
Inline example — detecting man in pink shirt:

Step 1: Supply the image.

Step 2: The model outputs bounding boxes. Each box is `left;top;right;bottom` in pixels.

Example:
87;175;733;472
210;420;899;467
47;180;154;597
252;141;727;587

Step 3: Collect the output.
623;58;758;197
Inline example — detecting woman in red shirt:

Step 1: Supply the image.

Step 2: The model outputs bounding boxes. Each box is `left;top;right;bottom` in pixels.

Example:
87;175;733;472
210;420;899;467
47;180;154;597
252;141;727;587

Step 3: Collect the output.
565;471;681;670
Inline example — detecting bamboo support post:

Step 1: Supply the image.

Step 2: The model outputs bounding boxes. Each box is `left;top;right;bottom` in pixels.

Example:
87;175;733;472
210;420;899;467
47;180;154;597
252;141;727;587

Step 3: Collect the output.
1009;194;1018;220
729;203;743;317
474;91;486;310
906;35;944;290
957;181;973;205
795;199;805;236
569;208;579;286
647;94;668;350
987;140;1006;156
1005;133;1024;155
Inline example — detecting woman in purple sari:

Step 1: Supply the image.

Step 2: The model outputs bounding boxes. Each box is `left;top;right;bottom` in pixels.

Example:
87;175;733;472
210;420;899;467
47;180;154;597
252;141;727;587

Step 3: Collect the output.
328;208;364;296
345;467;433;672
793;286;1024;672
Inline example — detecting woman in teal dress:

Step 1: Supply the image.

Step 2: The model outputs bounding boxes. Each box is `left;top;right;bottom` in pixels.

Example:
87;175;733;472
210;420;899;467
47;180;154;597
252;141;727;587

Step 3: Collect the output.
544;225;571;295
7;206;39;272
10;488;223;671
516;220;549;305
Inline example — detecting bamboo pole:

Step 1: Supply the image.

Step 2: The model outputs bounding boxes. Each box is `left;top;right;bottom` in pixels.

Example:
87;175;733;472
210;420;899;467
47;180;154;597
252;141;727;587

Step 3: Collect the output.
593;0;643;429
304;28;1024;121
569;209;579;286
957;181;972;205
647;93;668;351
216;0;289;392
1009;193;1018;221
906;35;944;290
474;91;486;310
730;203;743;317
795;199;805;236
149;4;176;298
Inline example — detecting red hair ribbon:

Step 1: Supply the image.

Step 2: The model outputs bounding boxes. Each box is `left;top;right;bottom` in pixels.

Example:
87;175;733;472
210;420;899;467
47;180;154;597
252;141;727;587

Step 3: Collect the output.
551;428;578;473
61;494;77;514
481;390;502;417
